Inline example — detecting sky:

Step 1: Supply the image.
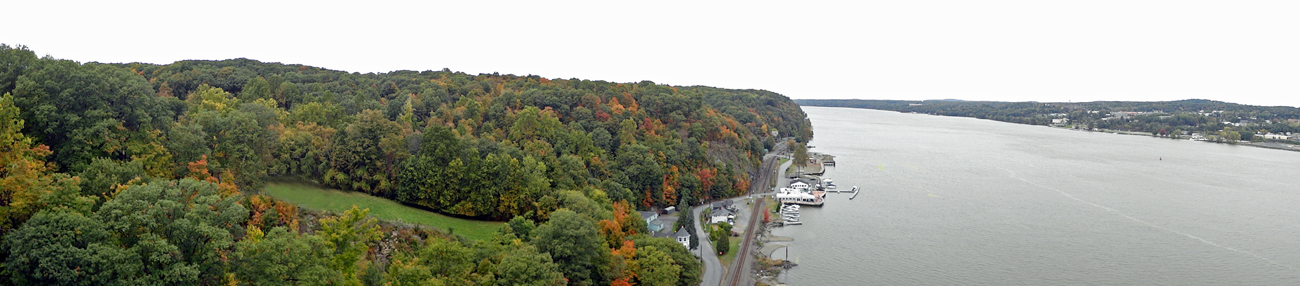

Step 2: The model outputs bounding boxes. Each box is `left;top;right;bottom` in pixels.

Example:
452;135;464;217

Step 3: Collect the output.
6;0;1299;107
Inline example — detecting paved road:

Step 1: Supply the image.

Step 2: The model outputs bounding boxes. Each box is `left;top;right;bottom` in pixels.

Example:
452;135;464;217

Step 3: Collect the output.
693;205;723;286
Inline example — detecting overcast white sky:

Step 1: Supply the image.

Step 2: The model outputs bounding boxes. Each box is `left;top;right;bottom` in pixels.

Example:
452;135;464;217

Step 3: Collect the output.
6;0;1299;107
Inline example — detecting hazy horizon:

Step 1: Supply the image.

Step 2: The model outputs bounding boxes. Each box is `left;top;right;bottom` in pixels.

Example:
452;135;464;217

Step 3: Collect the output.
7;0;1298;107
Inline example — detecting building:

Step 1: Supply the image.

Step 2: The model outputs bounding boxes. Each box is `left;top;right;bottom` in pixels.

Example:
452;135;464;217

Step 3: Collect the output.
1263;133;1288;140
674;226;691;249
775;189;823;206
1051;118;1069;126
789;181;809;191
639;211;664;233
710;209;734;224
711;200;734;211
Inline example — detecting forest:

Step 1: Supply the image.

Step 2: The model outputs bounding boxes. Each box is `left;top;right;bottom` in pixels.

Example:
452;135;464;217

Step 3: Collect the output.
797;99;1300;139
0;44;813;285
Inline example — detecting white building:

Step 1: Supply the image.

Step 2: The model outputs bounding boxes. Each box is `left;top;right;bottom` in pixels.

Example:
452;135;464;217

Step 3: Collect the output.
710;209;734;224
789;181;809;191
674;227;691;249
1263;133;1289;140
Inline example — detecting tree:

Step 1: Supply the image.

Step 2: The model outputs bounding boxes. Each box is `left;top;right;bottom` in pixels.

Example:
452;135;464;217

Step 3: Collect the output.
630;236;702;286
634;246;681;286
3;211;138;285
495;247;567;286
1;93;94;231
317;205;382;285
714;233;730;255
533;210;608;285
230;226;339;285
327;110;405;196
415;237;475;282
95;178;249;283
791;141;808;174
9;60;181;171
239;76;273;101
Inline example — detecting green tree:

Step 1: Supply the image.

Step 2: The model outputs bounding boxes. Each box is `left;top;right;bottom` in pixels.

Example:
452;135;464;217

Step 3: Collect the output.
9;60;181;171
496;247;566;286
634;245;681;286
96;178;249;283
630;236;702;286
231;226;340;285
714;233;729;255
416;237;475;281
240;76;273;101
2;211;138;285
326;110;404;196
507;216;536;241
1;93;94;230
533;209;608;285
317;206;382;285
791;141;808;174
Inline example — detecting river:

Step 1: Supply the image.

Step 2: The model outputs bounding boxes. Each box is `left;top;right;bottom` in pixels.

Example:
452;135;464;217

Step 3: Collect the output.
771;106;1300;285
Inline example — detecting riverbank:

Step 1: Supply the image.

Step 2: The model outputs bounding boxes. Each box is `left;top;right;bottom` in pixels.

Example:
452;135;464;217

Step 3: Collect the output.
1064;127;1300;152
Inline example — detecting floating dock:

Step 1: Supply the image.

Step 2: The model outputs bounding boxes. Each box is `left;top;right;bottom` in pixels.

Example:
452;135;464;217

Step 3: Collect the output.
849;186;860;200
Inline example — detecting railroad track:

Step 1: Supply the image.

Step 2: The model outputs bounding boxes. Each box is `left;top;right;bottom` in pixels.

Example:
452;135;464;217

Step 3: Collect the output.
726;155;777;286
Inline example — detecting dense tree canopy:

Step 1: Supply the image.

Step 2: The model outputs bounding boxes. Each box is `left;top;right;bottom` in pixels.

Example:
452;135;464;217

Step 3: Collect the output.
0;44;791;286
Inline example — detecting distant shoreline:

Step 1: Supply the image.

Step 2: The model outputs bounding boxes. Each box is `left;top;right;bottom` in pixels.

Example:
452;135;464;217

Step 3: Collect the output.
1060;126;1300;153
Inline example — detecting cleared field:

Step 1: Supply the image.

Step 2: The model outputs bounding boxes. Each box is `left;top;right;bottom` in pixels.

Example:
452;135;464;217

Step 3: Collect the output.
264;182;501;240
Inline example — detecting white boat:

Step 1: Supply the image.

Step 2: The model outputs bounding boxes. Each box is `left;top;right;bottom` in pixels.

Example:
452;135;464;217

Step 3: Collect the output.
784;220;803;225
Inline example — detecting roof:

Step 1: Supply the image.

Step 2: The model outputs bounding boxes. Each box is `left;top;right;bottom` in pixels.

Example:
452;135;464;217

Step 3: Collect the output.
674;226;690;237
711;209;733;217
638;211;656;220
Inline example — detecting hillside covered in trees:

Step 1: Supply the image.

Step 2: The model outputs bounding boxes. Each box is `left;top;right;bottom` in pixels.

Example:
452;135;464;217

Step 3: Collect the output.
0;44;811;285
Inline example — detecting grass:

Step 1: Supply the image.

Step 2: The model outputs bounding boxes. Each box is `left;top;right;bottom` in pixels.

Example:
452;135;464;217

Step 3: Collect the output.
719;236;741;266
264;182;501;241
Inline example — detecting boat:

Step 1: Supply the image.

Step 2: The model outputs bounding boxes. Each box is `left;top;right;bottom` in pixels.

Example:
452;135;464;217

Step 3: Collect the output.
783;220;803;226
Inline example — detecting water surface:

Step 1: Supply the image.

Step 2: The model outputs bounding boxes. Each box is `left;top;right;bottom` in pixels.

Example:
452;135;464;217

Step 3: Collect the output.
774;107;1300;285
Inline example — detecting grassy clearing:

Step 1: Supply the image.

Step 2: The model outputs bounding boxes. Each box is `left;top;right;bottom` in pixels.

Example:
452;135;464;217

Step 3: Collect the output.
719;236;741;266
264;182;501;240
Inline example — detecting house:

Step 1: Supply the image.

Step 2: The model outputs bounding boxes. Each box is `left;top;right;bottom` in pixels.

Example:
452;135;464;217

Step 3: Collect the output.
710;209;734;224
711;200;734;211
1263;133;1288;140
674;226;691;249
639;211;664;233
1051;118;1069;126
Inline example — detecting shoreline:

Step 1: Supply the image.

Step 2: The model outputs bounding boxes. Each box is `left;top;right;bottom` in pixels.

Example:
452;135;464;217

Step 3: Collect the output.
1062;127;1300;152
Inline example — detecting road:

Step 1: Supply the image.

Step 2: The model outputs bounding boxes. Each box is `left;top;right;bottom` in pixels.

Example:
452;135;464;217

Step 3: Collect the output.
693;204;723;286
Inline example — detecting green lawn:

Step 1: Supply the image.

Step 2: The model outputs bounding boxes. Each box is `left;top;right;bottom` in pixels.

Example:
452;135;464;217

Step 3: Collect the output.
719;236;742;267
264;182;501;241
